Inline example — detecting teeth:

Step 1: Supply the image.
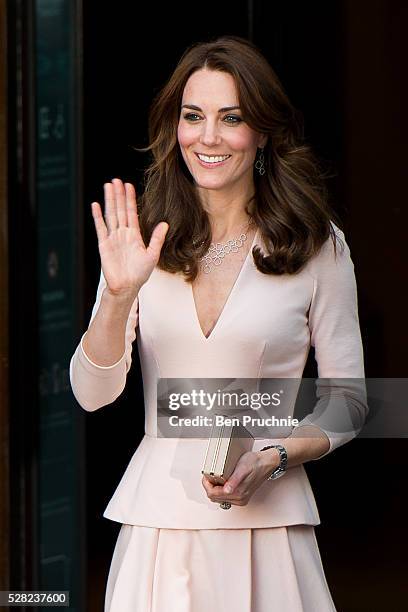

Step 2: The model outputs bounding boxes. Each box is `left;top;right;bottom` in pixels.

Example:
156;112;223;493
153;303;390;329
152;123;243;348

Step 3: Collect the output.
197;154;230;163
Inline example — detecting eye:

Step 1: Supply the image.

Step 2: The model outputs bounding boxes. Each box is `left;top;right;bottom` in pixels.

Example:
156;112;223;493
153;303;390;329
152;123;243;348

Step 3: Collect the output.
223;115;243;124
183;112;202;122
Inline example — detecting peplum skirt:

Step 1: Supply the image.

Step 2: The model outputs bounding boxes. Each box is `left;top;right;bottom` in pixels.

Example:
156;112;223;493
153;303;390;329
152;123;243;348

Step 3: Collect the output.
104;523;337;611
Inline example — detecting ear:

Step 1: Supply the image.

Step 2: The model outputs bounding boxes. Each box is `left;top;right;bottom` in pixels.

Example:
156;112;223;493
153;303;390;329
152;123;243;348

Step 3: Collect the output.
258;133;268;149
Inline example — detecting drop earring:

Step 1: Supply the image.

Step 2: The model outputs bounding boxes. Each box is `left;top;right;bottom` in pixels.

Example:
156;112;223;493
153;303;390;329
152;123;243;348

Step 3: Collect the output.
255;147;265;176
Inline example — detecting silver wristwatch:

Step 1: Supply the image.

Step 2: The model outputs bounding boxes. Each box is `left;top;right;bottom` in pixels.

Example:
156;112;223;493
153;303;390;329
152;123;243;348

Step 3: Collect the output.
260;444;288;480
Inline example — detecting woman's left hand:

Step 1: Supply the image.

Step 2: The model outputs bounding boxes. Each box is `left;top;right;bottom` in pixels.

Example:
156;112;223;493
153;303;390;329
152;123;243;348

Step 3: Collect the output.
201;449;279;506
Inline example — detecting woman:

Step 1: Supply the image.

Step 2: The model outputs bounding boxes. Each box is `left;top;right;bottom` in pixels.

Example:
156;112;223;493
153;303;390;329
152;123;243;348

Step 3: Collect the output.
70;36;367;611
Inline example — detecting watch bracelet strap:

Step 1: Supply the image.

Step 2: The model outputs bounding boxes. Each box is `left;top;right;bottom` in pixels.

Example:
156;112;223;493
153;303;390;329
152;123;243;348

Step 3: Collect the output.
259;444;288;479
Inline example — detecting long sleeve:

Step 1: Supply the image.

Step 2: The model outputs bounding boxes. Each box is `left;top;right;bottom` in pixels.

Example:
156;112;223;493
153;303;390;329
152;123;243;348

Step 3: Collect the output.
295;225;368;457
69;268;139;411
97;230;366;528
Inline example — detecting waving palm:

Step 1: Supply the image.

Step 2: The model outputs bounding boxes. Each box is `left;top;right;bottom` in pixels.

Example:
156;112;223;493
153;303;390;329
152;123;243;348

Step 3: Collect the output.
91;178;169;297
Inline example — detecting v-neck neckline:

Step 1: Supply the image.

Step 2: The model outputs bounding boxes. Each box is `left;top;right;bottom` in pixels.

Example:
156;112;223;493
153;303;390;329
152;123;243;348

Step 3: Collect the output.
190;228;259;342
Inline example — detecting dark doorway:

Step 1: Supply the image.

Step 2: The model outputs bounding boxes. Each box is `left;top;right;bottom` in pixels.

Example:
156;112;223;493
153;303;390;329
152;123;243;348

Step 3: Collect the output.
80;3;408;611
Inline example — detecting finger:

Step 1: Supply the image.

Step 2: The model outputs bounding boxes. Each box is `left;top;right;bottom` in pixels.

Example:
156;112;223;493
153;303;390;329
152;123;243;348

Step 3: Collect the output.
103;182;118;232
202;477;211;494
223;468;252;494
202;479;224;497
205;482;227;496
124;182;141;233
147;222;169;259
213;496;243;505
91;201;108;243
202;476;222;492
203;479;243;504
211;483;246;501
210;491;243;504
113;178;128;227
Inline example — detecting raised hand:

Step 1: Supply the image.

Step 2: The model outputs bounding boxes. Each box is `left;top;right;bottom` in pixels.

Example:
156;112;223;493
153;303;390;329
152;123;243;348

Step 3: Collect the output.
91;178;169;299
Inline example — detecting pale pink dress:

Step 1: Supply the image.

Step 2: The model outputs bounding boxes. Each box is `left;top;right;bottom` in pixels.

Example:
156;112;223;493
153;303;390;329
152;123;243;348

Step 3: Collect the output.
70;224;367;611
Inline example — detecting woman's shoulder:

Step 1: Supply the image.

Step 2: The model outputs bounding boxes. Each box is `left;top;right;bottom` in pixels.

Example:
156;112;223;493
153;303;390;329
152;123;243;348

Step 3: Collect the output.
323;221;346;253
306;222;352;279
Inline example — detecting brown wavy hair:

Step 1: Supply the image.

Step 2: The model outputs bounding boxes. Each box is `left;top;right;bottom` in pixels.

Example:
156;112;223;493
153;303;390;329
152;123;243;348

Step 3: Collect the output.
137;35;343;281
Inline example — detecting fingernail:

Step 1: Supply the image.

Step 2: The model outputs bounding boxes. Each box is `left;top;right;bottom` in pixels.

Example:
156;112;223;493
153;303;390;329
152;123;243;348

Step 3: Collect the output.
224;485;232;494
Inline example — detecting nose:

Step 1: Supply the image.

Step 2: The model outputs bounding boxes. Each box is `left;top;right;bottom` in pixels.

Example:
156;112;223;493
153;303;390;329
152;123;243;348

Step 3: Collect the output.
199;118;221;147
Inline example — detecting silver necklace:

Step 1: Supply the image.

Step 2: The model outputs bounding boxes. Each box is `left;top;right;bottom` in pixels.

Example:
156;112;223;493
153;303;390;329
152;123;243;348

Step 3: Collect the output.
198;217;254;274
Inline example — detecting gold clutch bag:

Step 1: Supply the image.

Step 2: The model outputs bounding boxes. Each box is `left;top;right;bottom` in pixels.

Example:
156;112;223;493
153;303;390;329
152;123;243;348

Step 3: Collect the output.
201;416;254;485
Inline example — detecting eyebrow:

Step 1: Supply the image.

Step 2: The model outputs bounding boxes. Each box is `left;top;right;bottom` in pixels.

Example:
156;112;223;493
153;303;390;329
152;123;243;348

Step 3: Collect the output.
181;104;241;113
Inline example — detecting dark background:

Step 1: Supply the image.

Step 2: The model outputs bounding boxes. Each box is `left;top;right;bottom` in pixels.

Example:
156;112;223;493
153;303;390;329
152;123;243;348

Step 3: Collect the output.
80;2;408;610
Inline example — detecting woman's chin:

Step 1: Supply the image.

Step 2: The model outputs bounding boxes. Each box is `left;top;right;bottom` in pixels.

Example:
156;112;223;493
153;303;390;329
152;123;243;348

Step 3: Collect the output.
194;177;232;192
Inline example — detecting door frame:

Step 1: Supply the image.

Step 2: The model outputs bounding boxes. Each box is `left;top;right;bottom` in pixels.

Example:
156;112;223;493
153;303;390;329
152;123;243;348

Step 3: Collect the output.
0;0;10;591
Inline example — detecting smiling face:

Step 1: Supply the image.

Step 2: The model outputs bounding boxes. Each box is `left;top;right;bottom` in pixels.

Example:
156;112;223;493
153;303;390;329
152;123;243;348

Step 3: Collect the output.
177;69;266;196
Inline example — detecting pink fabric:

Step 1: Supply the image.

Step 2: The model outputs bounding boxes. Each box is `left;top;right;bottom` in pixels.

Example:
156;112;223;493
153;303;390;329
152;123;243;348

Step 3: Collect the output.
69;224;367;528
104;525;337;612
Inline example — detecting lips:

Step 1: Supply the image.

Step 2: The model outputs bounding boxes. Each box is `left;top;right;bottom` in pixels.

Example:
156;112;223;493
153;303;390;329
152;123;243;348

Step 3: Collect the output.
194;152;231;167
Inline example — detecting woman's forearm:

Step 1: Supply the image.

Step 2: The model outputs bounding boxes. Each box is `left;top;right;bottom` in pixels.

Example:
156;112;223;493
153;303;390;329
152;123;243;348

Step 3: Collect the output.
82;287;139;366
257;425;330;472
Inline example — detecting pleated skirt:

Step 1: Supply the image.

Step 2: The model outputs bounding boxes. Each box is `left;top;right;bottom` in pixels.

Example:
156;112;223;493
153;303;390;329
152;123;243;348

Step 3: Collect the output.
104;524;337;611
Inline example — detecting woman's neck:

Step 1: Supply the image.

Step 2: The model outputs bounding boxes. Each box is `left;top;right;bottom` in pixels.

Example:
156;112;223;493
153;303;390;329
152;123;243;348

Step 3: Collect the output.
197;184;255;242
